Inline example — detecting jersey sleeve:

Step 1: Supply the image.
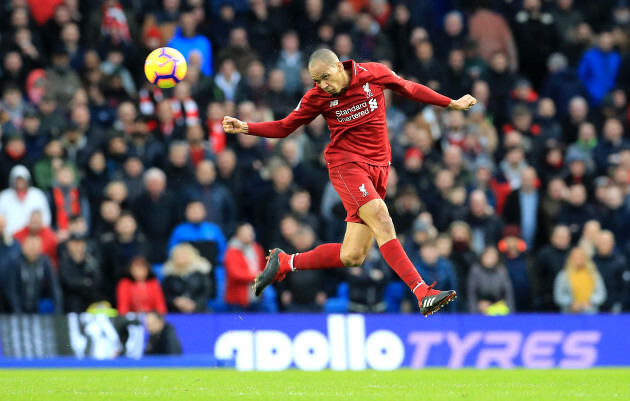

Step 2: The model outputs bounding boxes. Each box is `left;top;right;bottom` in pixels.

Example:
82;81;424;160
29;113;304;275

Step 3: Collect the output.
248;90;320;138
368;63;452;108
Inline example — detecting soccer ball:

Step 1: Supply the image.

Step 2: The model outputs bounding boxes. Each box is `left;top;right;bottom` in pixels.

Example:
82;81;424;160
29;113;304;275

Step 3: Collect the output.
144;47;187;88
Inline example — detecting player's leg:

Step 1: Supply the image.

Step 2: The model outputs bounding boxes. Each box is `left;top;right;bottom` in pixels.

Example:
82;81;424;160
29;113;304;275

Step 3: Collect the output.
358;198;456;316
253;222;373;296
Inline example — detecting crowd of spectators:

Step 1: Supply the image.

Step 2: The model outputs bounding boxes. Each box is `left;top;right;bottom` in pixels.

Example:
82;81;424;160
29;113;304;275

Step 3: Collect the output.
0;0;630;316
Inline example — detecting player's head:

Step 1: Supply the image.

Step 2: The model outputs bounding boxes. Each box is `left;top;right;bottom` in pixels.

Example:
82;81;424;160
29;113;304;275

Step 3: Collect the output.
308;48;347;96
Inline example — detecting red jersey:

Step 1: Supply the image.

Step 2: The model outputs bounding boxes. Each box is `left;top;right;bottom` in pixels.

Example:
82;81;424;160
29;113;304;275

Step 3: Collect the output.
248;60;452;168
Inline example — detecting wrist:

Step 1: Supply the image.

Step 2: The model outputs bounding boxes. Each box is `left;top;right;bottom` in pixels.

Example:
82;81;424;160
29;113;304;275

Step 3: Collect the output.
243;122;249;134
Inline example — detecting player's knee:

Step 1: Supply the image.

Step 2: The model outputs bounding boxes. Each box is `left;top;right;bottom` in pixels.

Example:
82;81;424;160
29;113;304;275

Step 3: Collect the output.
340;249;367;267
372;204;395;235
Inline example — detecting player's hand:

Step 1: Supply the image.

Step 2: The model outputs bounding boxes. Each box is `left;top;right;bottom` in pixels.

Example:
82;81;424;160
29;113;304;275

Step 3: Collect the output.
223;116;248;134
448;94;477;111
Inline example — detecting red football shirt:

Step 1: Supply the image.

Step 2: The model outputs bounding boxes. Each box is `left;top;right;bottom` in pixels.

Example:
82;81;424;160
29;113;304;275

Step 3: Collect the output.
248;60;452;168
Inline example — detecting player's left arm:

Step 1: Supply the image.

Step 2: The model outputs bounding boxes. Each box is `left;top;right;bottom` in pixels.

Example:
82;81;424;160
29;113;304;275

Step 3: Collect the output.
369;63;476;110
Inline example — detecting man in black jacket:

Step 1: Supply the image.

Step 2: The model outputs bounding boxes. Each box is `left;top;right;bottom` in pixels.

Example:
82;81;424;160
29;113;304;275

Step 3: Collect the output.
133;168;180;264
593;230;628;312
144;311;182;355
59;233;102;313
11;235;63;313
535;225;571;311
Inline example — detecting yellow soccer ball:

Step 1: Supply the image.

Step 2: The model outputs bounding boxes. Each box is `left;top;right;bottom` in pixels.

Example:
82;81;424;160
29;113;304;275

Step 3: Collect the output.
144;47;187;88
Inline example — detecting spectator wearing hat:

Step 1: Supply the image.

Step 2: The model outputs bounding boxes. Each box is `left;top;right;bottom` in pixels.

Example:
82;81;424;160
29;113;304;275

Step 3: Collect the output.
563;148;595;196
22;106;48;162
45;46;82;111
37;92;65;138
397;147;431;199
535;225;571;310
59;232;103;313
0;131;31;188
0;165;51;235
498;225;532;311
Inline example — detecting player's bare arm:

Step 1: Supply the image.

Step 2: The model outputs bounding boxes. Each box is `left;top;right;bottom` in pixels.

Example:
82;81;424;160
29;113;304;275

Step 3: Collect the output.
447;94;477;111
222;116;248;134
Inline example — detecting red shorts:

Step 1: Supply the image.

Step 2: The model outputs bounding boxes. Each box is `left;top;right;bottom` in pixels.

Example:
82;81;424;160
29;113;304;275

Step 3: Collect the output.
328;162;389;224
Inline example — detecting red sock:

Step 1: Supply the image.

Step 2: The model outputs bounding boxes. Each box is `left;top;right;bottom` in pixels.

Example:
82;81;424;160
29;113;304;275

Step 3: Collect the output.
279;243;344;273
380;239;427;298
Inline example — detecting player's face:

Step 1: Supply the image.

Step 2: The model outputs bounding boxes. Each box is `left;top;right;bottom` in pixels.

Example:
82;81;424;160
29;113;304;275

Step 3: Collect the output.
310;61;345;96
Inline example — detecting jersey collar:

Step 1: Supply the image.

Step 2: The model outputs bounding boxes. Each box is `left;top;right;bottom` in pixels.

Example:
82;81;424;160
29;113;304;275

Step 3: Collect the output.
342;59;358;88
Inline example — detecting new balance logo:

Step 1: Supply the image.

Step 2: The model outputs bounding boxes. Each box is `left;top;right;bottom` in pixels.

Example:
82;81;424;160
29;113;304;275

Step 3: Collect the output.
363;83;373;98
368;98;378;112
359;184;369;197
330;100;338;107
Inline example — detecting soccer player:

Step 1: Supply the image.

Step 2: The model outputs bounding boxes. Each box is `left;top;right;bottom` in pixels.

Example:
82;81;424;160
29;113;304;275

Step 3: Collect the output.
223;49;476;316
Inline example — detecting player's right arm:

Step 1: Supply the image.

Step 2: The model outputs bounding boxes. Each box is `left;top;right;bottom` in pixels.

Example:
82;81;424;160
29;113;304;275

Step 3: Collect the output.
223;91;320;138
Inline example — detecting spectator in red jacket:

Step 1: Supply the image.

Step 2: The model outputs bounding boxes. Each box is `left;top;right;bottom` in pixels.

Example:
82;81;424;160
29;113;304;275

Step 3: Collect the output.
14;210;58;268
224;222;266;311
116;256;167;315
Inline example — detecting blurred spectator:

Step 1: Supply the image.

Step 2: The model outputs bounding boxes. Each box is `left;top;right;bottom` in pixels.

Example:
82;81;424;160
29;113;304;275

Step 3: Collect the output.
469;2;518;71
163;141;195;194
133;168;179;263
512;0;558;88
224;222;266;311
1;84;27;129
187;160;236;238
33;139;76;191
542;53;587;116
592;230;628;312
557;183;597;243
58;232;102;313
578;220;602;258
464;190;504;256
10;235;62;313
152;99;186;143
217;27;259;75
276;31;303;95
168;200;226;269
100;212;148;304
498;225;532;311
0;165;51;235
502;168;544;249
578;28;621;106
45;46;82;111
599;185;630;247
467;246;515;314
407;239;458;312
404;40;443;91
116;255;167;315
535;225;571;310
0;215;21;313
168;8;213;77
346;243;390;313
85;0;138;48
279;225;327;312
352;12;393;62
554;247;607;313
162;242;211;313
48;165;89;232
214;59;241;102
593;117;626;175
144;311;182;355
14;210;58;267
